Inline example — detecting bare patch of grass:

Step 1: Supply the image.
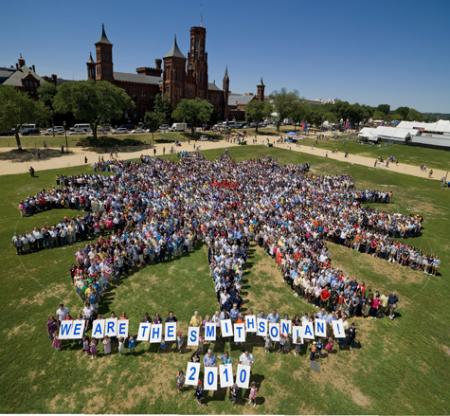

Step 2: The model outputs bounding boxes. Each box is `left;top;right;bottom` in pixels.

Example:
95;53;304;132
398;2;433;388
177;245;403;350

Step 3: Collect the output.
19;282;67;306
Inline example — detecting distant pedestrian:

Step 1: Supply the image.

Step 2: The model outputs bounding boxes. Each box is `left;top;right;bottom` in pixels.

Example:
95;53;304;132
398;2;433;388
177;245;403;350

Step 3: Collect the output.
51;332;61;350
230;383;239;405
248;382;258;407
176;331;184;353
82;336;90;354
89;339;97;359
103;336;111;355
29;166;35;177
176;370;185;392
128;335;136;354
195;380;204;405
118;337;125;354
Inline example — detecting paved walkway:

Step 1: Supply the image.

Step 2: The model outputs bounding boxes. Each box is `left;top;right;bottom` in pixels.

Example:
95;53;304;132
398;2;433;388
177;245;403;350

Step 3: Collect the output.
273;141;447;181
0;136;447;181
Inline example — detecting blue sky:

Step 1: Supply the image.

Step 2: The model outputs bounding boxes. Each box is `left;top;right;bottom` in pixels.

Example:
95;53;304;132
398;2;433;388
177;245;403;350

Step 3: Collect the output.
2;0;450;112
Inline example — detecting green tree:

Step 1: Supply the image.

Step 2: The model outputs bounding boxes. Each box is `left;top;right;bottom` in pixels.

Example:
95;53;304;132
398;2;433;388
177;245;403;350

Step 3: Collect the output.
245;99;272;132
172;98;213;136
0;86;48;150
144;111;165;142
290;101;309;128
406;108;424;121
377;104;391;115
38;82;57;136
395;106;410;120
53;81;134;139
153;94;172;124
372;110;386;121
270;89;300;131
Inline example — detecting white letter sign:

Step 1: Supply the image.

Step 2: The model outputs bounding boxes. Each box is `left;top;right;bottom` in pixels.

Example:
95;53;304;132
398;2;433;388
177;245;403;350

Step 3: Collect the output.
185;362;200;386
236;364;251;389
204;322;216;341
257;318;268;337
165;322;177;341
314;319;327;338
220;319;233;338
219;364;233;388
187;326;200;346
137;322;151;341
234;323;246;343
245;315;257;333
269;323;280;342
150;323;162;343
332;319;346;338
92;319;105;339
204;367;218;391
105;318;118;337
302;321;315;340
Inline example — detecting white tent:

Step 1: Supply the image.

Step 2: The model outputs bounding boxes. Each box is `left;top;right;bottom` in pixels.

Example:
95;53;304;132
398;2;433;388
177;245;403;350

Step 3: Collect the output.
398;119;450;134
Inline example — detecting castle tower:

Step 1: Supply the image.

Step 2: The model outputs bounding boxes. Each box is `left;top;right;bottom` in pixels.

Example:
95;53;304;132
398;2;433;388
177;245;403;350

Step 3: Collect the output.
163;35;186;106
187;26;208;99
86;52;96;80
95;24;114;81
18;54;26;68
222;66;230;120
256;77;265;101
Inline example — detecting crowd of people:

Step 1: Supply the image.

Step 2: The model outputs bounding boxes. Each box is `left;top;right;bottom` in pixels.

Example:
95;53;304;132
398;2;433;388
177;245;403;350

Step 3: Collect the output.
18;154;439;315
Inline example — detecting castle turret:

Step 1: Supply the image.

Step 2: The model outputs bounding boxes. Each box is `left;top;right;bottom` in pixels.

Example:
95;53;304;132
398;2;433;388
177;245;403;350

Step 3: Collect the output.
163;35;186;106
86;52;96;80
223;66;230;120
95;24;114;81
256;77;265;101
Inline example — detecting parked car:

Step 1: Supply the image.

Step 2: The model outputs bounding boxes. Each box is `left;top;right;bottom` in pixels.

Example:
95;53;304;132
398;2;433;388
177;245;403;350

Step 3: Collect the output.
169;122;187;132
43;126;65;135
118;123;135;131
159;124;170;131
199;135;209;141
19;124;40;136
113;127;129;134
98;125;112;134
131;128;146;134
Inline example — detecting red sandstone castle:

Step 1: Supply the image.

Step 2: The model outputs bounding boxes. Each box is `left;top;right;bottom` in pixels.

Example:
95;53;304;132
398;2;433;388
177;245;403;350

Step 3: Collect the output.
87;24;265;120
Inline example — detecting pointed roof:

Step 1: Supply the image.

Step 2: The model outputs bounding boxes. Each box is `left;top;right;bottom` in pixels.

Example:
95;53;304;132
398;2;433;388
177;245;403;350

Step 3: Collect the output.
223;66;229;79
164;35;185;59
96;24;112;45
87;52;95;64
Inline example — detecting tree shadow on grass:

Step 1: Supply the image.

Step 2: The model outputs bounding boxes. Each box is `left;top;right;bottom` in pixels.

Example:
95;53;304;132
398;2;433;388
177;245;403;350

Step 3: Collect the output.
0;148;73;162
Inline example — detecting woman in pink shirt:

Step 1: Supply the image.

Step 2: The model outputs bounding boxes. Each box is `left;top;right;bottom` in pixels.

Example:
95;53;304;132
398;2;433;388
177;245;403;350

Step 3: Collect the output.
370;294;381;318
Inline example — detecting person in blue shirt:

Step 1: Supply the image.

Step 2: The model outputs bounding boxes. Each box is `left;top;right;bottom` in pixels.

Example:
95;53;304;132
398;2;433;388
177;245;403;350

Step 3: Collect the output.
229;304;240;322
221;351;232;364
267;309;280;323
203;349;216;367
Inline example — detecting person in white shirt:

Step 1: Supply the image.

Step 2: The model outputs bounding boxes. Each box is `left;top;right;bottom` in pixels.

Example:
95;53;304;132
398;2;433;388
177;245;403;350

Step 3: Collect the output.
56;303;69;321
239;350;254;367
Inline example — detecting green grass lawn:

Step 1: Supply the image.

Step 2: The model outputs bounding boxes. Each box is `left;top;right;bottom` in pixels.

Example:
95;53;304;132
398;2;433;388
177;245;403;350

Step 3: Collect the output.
0;146;449;414
0;131;214;149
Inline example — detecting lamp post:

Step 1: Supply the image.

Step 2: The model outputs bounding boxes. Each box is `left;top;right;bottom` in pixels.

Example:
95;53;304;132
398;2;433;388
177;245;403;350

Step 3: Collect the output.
63;121;68;151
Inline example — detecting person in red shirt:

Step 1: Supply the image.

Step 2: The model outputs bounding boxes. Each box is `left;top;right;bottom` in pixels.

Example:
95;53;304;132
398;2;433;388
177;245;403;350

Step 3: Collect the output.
320;287;331;308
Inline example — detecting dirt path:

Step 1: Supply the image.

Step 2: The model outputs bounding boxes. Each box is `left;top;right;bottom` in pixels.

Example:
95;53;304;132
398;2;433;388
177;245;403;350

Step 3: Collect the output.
0;136;447;182
273;141;448;181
